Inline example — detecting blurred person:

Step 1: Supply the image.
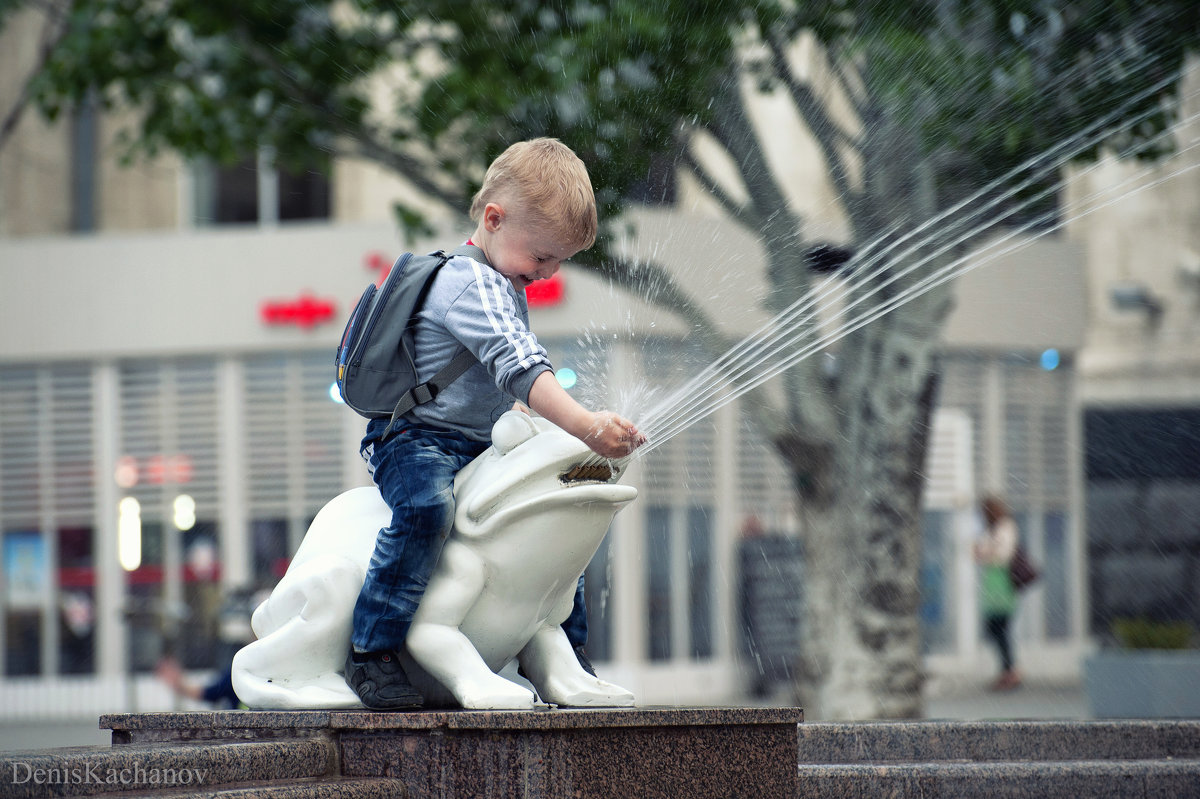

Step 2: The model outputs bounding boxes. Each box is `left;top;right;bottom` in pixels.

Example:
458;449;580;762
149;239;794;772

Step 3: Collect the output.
156;588;258;709
973;495;1022;691
155;655;240;709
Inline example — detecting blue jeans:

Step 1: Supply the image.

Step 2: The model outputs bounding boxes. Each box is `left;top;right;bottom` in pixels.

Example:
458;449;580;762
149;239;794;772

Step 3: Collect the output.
352;427;487;653
563;574;588;649
351;425;589;653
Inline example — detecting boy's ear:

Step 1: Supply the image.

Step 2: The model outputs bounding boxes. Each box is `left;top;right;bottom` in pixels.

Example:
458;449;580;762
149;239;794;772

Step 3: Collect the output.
483;202;505;231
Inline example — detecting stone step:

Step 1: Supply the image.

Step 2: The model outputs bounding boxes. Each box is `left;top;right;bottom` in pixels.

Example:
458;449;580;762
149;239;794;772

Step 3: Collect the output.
796;758;1200;799
797;720;1200;764
1;738;333;799
97;776;409;799
103;707;805;798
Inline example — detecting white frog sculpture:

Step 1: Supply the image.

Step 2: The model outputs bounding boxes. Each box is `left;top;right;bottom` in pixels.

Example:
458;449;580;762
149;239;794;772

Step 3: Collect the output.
231;410;637;710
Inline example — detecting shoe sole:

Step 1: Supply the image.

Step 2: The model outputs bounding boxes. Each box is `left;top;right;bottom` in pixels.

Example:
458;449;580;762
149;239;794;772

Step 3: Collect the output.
353;682;423;710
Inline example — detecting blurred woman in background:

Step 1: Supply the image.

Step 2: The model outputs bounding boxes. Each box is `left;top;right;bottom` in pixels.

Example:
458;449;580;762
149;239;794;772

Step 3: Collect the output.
974;495;1021;690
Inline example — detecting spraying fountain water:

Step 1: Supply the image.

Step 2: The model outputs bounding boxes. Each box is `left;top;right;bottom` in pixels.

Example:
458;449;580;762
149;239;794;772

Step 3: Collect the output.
584;68;1200;471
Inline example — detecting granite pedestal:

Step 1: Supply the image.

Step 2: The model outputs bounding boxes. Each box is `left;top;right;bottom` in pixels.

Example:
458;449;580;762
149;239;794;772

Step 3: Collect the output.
100;707;803;798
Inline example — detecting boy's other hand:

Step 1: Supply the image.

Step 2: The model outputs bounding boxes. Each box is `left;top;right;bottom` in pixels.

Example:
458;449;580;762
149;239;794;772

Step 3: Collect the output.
584;412;647;459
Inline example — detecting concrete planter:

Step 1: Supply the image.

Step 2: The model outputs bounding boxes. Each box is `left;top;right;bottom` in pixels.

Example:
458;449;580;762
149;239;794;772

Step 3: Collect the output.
1084;650;1200;718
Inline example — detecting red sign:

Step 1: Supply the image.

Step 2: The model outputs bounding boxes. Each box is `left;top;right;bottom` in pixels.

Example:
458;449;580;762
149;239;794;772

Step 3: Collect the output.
115;454;193;487
365;251;393;285
260;293;337;329
526;273;565;307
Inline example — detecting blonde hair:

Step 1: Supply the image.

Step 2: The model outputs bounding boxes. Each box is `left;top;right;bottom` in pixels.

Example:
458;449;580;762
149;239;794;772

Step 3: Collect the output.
470;138;597;249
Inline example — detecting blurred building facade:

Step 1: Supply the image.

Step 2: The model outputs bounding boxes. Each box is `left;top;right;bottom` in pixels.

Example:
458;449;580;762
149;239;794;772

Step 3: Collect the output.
1064;65;1200;647
3;13;1192;719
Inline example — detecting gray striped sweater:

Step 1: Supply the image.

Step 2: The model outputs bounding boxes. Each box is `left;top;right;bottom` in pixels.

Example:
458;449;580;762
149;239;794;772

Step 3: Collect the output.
399;250;554;442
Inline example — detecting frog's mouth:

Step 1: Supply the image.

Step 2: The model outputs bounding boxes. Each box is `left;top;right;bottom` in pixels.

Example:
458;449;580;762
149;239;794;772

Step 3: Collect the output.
460;451;634;531
560;462;619;484
455;418;637;536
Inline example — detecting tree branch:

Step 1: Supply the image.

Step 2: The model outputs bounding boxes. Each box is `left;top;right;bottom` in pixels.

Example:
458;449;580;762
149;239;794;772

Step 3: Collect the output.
705;78;798;249
825;42;871;121
334;126;467;211
700;73;845;456
591;251;724;342
223;22;467;211
0;0;73;152
763;28;859;206
678;136;762;231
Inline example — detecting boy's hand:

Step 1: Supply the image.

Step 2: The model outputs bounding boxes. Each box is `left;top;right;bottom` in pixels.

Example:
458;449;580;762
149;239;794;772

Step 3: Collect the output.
584;412;647;459
526;371;646;458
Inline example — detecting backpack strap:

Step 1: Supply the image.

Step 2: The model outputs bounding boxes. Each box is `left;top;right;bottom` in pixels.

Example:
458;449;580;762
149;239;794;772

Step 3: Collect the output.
381;244;490;439
383;347;478;435
450;243;487;263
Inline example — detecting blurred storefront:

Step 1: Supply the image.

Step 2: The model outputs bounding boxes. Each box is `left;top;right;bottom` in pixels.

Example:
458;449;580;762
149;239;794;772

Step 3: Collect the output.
0;5;1109;713
1065;84;1200;642
0;216;1091;716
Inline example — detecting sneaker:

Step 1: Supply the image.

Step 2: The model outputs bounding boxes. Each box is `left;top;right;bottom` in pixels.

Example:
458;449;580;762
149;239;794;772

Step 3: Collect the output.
573;646;598;677
344;648;423;710
516;645;598;680
989;669;1022;692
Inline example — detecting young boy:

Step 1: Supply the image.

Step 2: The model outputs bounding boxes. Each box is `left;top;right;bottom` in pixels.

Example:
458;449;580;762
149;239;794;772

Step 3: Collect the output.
345;138;646;709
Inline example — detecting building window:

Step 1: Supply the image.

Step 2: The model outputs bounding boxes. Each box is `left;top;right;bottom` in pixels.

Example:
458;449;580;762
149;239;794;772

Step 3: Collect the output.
70;99;97;232
58;526;95;674
646;505;673;662
180;522;222;669
687;506;714;659
582;531;613;661
194;152;330;226
244;352;349;562
278;165;332;221
920;510;955;655
636;336;724;664
251;519;291;586
0;364;97;676
3;531;45;676
203;157;259;225
117;359;221;672
125;522;164;673
1043;511;1070;640
645;502;716;663
1085;408;1200;639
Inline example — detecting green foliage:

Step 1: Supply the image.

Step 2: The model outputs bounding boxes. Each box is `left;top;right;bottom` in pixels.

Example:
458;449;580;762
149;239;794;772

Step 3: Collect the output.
8;0;1197;235
1112;617;1195;650
785;0;1199;223
402;0;745;224
393;201;437;242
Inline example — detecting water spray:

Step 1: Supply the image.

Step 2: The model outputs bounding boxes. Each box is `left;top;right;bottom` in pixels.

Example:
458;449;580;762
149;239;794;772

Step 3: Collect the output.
571;65;1199;473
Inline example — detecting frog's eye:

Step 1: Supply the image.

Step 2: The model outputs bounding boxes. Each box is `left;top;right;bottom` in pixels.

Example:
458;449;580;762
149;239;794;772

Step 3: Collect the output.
492;410;540;454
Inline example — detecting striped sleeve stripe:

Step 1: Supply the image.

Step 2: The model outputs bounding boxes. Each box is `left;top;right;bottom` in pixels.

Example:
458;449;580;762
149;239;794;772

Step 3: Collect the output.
470;260;546;370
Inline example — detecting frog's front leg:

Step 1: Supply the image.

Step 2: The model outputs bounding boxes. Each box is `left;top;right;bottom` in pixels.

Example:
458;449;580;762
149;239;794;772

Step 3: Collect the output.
518;623;636;707
405;539;537;710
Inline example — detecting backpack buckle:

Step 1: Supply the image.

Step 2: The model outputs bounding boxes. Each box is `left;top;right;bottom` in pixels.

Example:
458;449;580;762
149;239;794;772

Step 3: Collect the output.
410;383;436;405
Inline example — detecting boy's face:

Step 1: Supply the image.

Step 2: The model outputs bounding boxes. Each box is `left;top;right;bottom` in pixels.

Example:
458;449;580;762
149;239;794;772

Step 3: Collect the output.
479;202;581;291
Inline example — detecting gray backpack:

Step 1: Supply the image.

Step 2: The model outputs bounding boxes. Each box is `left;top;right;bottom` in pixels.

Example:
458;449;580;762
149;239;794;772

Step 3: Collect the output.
335;244;485;437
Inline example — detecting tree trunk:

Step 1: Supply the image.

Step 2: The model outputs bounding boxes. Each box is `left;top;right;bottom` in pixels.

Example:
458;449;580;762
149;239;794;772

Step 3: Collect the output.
787;278;948;720
712;56;959;719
